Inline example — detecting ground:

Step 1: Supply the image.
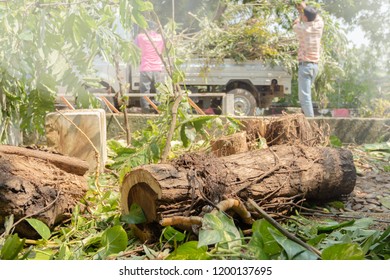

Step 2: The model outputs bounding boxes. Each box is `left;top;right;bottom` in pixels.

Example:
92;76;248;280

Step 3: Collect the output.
313;146;390;230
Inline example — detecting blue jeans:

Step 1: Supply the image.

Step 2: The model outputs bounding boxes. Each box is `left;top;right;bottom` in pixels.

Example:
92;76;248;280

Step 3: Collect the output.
298;62;318;117
139;71;163;109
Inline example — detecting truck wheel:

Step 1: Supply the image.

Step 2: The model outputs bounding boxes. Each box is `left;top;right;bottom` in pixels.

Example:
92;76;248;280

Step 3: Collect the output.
228;88;257;116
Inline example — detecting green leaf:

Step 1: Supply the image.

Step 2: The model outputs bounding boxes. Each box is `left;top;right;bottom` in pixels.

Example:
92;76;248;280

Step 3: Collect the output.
269;228;318;260
163;226;186;243
150;142;160;160
330;135;342;147
166;241;211;260
379;197;390;210
317;219;355;233
121;203;147;224
37;73;56;94
248;219;281;259
101;225;128;256
184;126;196;143
307;233;327;247
57;244;71;260
107;139;127;153
26;218;51;240
322;243;365;260
18;30;33;41
0;234;25;260
132;11;148;29
191;116;216;132
172;70;185;84
342;218;374;231
32;249;54;260
180;124;190;148
363;142;390;153
327;200;345;210
198;212;241;249
3;215;14;236
132;0;154;13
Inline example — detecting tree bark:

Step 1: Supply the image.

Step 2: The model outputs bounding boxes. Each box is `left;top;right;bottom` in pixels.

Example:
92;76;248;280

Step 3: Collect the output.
0;145;89;238
211;131;248;157
121;145;356;226
0;145;89;175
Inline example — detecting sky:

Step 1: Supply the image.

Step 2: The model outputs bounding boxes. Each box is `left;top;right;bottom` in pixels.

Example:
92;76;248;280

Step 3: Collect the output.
347;27;368;47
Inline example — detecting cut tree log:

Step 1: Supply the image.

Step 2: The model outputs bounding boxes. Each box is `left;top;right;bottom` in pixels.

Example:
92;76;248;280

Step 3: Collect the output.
121;144;356;241
0;145;89;238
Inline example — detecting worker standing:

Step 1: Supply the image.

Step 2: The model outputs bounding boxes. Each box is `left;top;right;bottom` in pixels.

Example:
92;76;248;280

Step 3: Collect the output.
293;1;324;117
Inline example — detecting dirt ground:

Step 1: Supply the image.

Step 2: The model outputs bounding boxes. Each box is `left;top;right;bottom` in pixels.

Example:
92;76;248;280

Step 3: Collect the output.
241;116;390;229
307;148;390;231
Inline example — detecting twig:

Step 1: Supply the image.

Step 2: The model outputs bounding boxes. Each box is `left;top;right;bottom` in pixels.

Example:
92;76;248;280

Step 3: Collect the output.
248;199;322;259
188;98;205;115
106;110;127;134
161;93;183;163
60;96;75;110
107;245;145;260
143;96;160;113
113;57;131;145
101;96;120;113
36;1;90;6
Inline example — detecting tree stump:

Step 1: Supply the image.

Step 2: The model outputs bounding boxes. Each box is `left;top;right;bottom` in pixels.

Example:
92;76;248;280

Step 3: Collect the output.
121;144;356;240
211;131;248;156
242;113;330;147
0;145;89;238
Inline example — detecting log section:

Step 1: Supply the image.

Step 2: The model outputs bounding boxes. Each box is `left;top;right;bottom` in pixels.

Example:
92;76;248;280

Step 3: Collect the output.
121;145;356;227
0;145;89;238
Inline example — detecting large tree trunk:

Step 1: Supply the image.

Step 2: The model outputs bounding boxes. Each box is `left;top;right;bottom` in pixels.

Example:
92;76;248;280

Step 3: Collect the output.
121;144;356;239
0;145;89;238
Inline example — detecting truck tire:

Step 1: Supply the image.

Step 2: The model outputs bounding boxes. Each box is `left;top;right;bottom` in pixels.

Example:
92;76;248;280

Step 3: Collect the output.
228;88;257;116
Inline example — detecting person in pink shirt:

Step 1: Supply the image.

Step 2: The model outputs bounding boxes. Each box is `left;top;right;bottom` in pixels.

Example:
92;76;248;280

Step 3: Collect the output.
293;1;324;117
135;23;165;113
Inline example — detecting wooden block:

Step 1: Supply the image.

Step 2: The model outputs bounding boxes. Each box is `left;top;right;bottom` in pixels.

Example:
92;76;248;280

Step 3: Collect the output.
45;109;107;173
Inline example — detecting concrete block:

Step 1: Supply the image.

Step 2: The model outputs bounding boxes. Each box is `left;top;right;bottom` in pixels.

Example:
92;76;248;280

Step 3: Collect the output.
45;109;107;173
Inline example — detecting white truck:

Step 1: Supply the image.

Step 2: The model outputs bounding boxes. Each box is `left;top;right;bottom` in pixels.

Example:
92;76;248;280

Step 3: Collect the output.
93;58;292;115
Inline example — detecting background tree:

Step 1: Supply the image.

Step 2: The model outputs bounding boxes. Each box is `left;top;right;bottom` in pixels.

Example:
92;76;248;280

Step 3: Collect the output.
0;0;145;144
319;0;390;115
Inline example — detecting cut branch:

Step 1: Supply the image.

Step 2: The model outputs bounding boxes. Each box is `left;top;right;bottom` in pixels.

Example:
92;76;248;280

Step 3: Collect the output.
121;144;356;241
248;198;322;258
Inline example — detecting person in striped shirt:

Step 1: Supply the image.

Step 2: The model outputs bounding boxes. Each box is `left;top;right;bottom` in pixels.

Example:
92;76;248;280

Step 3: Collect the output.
293;1;324;117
